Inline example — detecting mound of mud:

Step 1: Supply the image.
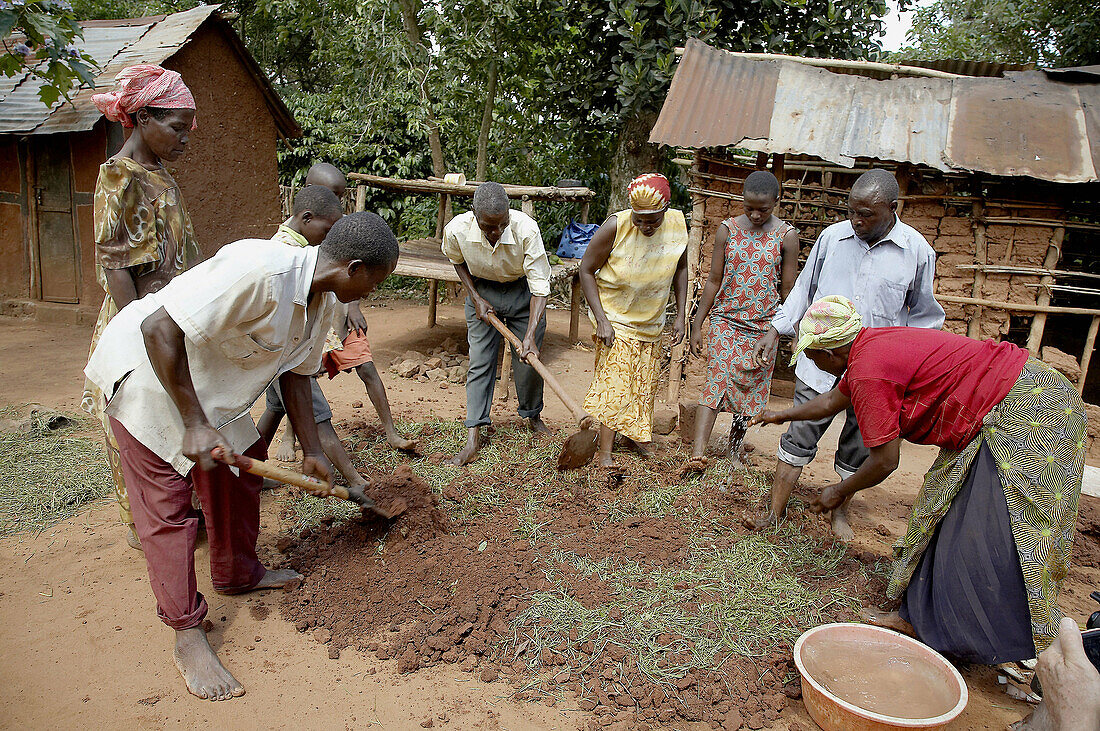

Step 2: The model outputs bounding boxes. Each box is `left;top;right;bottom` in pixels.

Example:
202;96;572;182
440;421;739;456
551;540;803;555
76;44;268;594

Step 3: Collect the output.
280;440;884;730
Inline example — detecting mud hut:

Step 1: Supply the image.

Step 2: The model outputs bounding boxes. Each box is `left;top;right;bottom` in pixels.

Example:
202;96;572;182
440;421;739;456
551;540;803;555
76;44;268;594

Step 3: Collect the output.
0;5;299;324
651;40;1100;402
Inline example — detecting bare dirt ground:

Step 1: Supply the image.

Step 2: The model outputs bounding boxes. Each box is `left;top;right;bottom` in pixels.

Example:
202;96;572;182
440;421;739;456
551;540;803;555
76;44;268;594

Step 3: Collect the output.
1;298;1098;730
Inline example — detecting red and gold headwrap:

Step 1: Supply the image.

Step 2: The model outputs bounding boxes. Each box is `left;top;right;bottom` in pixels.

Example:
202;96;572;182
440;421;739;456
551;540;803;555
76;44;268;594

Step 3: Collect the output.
92;64;197;129
627;173;670;213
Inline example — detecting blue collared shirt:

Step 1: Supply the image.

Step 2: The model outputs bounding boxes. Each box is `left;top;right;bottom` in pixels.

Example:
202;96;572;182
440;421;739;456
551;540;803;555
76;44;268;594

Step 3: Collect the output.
772;216;944;393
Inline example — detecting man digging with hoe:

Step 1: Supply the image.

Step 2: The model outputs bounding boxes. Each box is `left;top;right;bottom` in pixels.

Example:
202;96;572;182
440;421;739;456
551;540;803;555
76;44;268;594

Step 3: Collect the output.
444;182;552;465
84;212;399;701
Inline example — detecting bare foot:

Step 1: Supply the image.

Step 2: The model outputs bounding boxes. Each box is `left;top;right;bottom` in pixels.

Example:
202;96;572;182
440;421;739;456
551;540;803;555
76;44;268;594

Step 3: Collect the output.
274;439;297;462
599;455;614;468
744;509;782;530
126;523;143;551
629;438;655;460
386;431;418;452
527;416;552;435
173;626;244;701
861;609;916;637
450;427;481;466
677;456;707;479
830;507;855;542
221;568;303;595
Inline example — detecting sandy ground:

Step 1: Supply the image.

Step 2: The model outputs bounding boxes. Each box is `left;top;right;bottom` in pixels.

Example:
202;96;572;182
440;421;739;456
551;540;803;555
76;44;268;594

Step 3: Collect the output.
1;298;1098;730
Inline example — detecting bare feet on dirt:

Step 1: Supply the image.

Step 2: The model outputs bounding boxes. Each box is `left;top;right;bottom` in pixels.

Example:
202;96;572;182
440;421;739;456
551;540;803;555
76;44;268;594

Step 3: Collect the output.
274;439;297;462
744;509;782;530
677;456;707;479
861;608;916;637
125;523;142;551
386;432;418;452
527;416;552;435
830;506;855;542
629;438;655;460
173;626;244;701
221;568;303;595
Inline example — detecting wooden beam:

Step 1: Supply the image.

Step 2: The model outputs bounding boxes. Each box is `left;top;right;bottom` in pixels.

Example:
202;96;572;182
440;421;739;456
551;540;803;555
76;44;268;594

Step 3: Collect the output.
521;197;534;218
349;173;596;201
428;279;438;327
1080;315;1100;394
937;293;1100;317
569;275;582;343
1026;227;1065;354
355;184;367;212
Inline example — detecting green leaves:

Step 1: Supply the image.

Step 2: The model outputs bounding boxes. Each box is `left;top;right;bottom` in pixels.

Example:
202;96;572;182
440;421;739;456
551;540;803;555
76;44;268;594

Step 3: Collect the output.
2;1;101;106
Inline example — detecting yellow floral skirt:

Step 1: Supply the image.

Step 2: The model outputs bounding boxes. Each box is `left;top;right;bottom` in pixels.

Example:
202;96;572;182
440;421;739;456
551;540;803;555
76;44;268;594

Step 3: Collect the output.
583;335;660;443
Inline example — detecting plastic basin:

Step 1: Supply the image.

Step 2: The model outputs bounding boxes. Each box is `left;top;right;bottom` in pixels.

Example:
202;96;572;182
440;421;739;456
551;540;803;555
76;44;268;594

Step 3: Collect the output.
794;623;968;730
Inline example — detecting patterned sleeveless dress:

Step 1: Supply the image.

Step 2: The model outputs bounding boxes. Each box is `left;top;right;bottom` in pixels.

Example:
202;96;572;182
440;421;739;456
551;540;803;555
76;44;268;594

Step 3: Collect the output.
700;217;793;416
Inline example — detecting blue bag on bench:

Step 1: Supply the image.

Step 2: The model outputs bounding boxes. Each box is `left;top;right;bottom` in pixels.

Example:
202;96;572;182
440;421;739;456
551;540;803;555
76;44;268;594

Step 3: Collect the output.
556;219;600;259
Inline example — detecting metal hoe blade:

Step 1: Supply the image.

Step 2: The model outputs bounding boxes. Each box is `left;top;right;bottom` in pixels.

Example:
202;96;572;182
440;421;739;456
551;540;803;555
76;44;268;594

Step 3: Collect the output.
557;427;598;470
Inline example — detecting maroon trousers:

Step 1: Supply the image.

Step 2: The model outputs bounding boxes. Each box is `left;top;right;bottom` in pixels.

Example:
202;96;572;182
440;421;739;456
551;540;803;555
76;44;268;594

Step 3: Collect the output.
110;418;267;630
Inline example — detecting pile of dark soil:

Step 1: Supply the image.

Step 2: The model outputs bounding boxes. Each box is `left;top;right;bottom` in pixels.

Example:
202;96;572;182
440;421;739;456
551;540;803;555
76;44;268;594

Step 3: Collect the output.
279;427;886;730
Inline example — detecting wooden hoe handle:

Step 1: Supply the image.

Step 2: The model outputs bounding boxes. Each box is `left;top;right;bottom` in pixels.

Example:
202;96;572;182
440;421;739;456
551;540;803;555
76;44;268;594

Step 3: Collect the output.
211;448;349;500
483;312;593;428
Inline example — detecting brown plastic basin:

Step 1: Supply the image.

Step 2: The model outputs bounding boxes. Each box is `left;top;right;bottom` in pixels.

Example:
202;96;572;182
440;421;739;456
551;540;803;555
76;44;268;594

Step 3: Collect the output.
794;623;968;730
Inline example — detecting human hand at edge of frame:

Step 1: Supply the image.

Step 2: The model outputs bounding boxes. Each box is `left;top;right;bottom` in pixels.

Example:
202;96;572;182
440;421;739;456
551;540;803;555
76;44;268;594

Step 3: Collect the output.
473;296;495;323
748;409;787;428
345;303;368;337
184;422;234;472
300;451;334;489
671;315;686;347
809;483;845;514
752;328;780;369
594;317;615;348
1012;617;1100;731
520;334;540;364
689;318;704;357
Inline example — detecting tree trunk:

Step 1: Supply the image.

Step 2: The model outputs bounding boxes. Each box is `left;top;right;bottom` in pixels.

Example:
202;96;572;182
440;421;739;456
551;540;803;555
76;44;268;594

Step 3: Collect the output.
395;0;446;176
475;59;499;182
607;110;663;212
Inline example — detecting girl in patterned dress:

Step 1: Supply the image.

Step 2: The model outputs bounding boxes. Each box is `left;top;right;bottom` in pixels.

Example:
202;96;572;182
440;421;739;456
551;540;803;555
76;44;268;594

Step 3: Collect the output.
82;65;201;549
681;171;799;477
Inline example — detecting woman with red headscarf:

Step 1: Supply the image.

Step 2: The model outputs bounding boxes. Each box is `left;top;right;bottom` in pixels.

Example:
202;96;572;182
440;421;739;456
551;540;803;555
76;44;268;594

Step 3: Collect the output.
81;65;201;551
579;173;689;470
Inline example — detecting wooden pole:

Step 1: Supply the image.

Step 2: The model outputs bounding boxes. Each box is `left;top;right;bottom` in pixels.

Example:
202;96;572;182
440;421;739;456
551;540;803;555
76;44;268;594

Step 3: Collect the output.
579;201;590;225
771;153;785;182
1026;227;1065;354
967;201;987;339
668;184;705;404
428;280;438;327
569;276;582;343
348;172;596;201
521;197;534;218
1079;315;1100;395
355;184;367;213
936;294;1100;317
499;342;513;402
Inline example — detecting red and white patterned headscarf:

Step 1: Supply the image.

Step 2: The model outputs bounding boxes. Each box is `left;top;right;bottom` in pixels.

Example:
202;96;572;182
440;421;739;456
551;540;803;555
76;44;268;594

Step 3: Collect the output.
627;173;670;213
92;64;197;129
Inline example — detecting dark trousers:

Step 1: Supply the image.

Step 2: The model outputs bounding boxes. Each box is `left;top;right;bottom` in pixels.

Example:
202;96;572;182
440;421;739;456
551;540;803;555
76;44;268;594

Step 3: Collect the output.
777;377;869;477
464;277;545;428
110;418;267;630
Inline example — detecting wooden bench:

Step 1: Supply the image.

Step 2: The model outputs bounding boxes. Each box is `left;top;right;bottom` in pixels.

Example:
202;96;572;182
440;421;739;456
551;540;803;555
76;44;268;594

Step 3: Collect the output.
394;237;585;342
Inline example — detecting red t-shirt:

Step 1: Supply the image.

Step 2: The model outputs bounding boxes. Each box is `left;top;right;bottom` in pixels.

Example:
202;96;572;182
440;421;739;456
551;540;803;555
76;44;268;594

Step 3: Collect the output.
837;327;1028;450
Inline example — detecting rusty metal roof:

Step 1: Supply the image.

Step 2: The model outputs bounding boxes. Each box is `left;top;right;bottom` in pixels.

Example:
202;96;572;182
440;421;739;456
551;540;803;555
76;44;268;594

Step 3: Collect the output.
0;5;299;138
651;39;1099;183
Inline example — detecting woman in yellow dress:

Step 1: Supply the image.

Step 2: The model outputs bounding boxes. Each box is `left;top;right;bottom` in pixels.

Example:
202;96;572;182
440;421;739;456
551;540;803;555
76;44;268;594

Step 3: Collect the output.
82;65;201;549
579;173;688;468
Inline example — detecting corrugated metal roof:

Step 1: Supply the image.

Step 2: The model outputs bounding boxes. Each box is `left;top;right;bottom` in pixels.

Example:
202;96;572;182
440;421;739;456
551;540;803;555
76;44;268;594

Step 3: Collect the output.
897;58;1034;78
0;5;299;138
651;39;1100;183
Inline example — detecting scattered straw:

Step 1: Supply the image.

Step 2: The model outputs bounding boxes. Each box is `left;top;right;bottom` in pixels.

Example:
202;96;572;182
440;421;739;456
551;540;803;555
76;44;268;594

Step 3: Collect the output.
0;408;113;536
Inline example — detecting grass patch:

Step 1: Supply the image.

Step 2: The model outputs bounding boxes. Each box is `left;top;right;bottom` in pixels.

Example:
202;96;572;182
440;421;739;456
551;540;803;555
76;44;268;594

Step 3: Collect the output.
502;521;858;685
0;408;113;537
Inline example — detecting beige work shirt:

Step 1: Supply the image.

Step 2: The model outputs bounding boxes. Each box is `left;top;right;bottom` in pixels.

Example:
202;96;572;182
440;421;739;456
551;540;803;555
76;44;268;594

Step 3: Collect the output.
441;209;551;296
84;239;338;475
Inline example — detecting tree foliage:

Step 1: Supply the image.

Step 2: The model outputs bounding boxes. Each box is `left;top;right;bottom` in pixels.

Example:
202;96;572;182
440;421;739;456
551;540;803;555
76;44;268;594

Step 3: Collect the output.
1;0;97;106
894;0;1099;67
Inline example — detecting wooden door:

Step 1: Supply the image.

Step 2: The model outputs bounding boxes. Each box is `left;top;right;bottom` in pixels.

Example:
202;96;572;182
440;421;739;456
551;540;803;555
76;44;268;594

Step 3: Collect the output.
32;137;80;303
